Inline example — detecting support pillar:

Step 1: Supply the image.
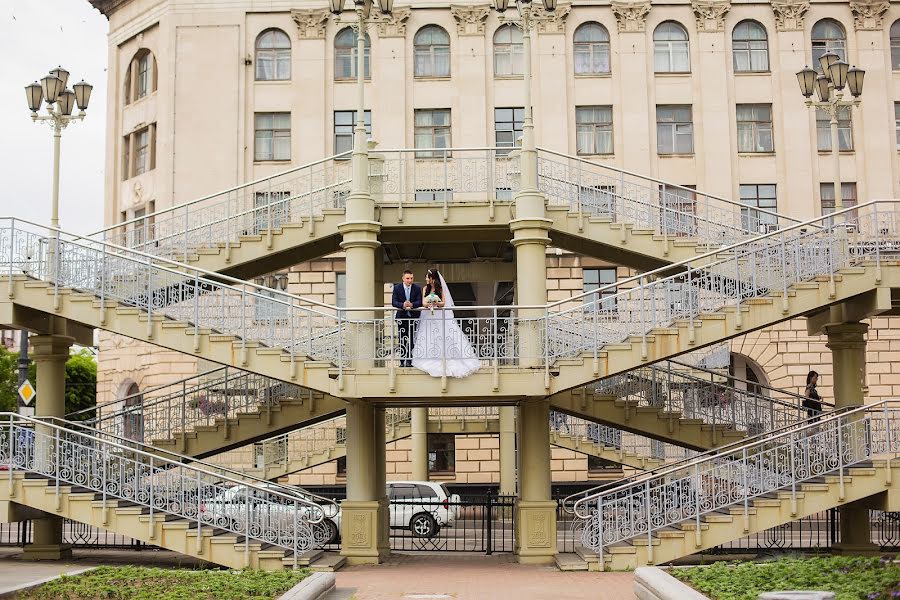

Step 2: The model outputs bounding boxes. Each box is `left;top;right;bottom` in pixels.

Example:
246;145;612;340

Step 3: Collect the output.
24;334;73;560
410;408;428;482
514;399;556;564
826;322;877;554
499;406;516;496
373;407;390;559
340;401;382;564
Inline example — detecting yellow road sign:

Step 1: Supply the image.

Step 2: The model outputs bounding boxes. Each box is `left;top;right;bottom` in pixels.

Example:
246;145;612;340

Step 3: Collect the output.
18;380;36;405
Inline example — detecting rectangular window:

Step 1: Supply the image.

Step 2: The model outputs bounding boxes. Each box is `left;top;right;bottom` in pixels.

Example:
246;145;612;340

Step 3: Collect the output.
428;434;455;473
255;112;291;161
820;182;858;225
334;110;371;157
133;128;150;175
656;105;693;155
736;104;774;153
583;267;617;310
131;208;146;247
816;107;852;152
336;272;347;308
738;184;778;232
896;103;900;149
494;107;524;153
588;455;623;473
576;106;614;155
137;54;150;99
414;109;451;158
660;185;697;236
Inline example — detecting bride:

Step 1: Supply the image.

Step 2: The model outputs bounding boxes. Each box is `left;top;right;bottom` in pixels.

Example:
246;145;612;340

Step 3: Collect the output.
411;269;481;378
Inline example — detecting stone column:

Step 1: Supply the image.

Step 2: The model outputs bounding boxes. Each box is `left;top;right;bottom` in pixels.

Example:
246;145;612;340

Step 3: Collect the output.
825;322;877;553
515;399;556;564
373;407;390;560
24;334;74;560
410;408;428;482
340;401;382;564
499;406;517;495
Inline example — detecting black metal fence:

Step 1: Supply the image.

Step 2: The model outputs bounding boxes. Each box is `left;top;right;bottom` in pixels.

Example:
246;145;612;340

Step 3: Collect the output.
0;519;145;549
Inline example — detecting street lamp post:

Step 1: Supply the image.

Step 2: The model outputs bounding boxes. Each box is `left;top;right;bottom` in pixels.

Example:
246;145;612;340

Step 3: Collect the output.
796;55;864;223
492;0;557;195
24;67;93;230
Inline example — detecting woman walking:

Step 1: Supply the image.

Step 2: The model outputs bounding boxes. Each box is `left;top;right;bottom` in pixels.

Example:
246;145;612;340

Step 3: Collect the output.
802;370;823;422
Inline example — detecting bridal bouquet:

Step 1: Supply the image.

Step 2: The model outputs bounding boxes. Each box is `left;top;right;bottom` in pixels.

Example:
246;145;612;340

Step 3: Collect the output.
424;292;441;314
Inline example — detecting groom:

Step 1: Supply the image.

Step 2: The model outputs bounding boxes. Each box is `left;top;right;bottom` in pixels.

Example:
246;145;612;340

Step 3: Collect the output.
392;270;423;367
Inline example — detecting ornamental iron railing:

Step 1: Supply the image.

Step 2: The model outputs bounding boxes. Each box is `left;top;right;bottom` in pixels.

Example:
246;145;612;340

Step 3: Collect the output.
3;202;899;380
88;147;801;262
0;413;335;564
569;401;900;566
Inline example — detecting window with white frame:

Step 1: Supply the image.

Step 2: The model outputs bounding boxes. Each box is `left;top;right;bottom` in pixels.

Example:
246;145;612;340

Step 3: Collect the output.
335;27;370;80
334;110;371;156
493;24;524;77
576;106;613;155
574;22;610;75
732;20;769;73
124;49;157;105
255;113;291;161
255;29;291;81
414;109;451;158
811;19;846;70
736;104;773;153
133;127;151;175
738;184;778;233
653;21;690;73
656;105;693;154
815;107;852;152
495;107;524;153
137;53;151;98
414;25;450;78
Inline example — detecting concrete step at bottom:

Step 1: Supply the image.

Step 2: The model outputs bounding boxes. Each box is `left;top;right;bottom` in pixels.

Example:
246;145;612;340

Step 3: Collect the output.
554;552;589;571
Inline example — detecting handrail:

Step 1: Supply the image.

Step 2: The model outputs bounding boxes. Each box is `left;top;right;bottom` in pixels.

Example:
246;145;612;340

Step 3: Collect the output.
536;147;801;224
89;151;351;236
664;359;821;405
35;415;338;514
0;412;324;514
569;400;877;519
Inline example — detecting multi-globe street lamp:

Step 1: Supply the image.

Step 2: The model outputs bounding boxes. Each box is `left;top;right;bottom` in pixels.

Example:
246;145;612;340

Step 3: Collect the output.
24;67;93;230
796;55;864;221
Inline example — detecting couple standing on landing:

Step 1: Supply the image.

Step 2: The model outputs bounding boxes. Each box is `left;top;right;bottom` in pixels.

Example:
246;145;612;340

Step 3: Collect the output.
391;268;481;378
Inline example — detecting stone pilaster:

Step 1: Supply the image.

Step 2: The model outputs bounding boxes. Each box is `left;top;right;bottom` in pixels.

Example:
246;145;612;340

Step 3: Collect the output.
340;401;383;564
410;408;428;481
515;400;556;564
499;406;517;496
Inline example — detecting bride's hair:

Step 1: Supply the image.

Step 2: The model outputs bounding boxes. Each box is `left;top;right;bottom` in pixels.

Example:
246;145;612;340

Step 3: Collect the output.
424;268;443;298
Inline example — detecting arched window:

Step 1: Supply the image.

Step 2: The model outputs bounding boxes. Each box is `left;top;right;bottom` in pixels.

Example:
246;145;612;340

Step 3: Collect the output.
123;49;157;105
255;28;291;81
335;27;371;80
732;20;769;72
494;24;524;77
414;25;451;78
574;22;610;75
122;382;144;442
891;20;900;70
811;19;846;69
653;21;690;73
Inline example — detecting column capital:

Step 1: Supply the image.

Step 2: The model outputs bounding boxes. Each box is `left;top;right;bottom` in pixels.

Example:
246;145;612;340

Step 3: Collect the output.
849;0;889;31
29;335;74;362
824;322;869;350
450;4;491;36
611;0;652;33
692;0;731;33
290;8;330;39
770;0;809;32
375;6;411;38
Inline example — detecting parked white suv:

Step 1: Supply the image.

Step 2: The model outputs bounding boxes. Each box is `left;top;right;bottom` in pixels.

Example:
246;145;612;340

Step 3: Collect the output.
387;481;460;538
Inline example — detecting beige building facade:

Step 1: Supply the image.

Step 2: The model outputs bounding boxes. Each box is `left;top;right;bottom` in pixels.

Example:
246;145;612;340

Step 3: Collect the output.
90;0;900;487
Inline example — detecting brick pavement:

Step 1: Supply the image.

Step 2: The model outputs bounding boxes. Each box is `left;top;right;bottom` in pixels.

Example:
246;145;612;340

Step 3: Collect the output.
325;553;637;600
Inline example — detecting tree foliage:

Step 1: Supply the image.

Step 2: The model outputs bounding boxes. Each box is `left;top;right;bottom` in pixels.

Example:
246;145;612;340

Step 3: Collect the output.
0;345;96;417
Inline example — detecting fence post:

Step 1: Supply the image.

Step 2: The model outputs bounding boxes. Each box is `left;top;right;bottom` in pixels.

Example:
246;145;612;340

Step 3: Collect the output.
486;491;493;555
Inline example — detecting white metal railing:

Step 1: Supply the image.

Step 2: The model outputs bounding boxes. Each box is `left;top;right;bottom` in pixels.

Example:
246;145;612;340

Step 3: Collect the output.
87;146;802;263
70;367;315;446
570;401;900;565
0;413;331;564
93;153;352;260
3;202;899;382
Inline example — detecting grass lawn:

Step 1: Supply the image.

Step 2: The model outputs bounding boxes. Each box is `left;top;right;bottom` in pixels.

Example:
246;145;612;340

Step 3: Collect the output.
671;556;900;600
16;565;311;600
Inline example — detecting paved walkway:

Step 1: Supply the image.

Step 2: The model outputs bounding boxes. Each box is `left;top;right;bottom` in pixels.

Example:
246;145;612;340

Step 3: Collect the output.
325;553;636;600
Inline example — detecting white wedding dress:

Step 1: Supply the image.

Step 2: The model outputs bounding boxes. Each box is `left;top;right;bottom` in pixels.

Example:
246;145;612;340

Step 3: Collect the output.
411;274;481;378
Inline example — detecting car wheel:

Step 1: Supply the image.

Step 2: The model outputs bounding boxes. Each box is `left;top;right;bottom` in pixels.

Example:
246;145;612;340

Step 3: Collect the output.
410;512;438;538
323;519;340;545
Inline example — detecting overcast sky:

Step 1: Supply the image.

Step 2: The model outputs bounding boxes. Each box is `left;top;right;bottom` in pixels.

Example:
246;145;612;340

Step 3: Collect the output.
0;1;109;235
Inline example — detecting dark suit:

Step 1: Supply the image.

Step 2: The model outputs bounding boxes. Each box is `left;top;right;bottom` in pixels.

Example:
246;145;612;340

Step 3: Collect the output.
392;283;423;366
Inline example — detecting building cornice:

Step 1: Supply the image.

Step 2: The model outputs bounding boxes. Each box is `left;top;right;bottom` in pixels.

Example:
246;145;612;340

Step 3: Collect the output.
88;0;134;19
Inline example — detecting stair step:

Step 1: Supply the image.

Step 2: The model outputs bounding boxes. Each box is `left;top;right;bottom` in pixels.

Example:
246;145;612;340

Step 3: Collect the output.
308;553;346;572
554;552;589;571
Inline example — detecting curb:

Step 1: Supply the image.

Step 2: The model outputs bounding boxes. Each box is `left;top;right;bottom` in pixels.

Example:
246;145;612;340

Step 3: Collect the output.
634;567;710;600
0;566;98;599
279;572;336;600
